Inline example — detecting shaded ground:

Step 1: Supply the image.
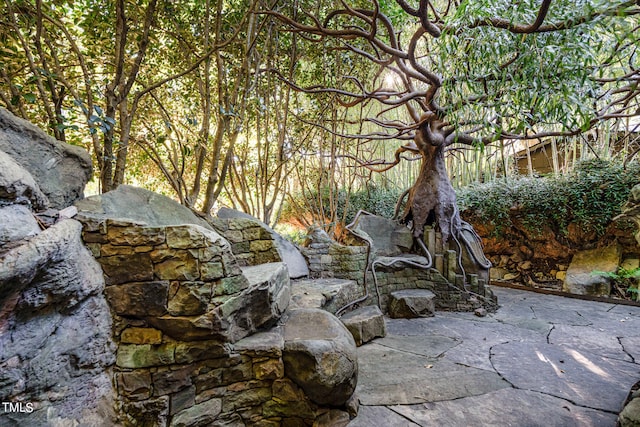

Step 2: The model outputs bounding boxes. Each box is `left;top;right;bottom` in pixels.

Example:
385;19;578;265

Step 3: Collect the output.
349;287;640;426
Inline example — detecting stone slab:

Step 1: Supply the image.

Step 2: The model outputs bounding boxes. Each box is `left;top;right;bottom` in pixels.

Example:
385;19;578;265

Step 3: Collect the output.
76;185;212;230
386;388;617;427
491;341;640;412
388;289;436;319
340;305;386;346
347;287;640;426
233;330;284;357
347;405;420;427
372;334;459;359
620;336;640;363
290;278;360;314
549;323;633;362
385;314;546;371
355;343;509;406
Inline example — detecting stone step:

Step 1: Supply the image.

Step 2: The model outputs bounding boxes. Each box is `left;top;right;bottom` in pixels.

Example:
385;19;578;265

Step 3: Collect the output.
289;278;360;314
340;305;386;346
388;289;436;319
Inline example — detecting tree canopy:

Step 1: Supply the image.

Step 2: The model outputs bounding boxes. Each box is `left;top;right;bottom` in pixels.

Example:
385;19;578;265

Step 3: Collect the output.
1;0;638;231
265;0;639;242
269;0;639;149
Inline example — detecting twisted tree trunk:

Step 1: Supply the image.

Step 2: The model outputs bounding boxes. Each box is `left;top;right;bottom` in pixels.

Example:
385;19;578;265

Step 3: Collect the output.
402;116;461;244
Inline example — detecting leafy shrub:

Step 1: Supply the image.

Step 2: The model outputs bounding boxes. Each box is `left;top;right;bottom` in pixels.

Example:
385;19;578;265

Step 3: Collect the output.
594;267;640;301
273;223;308;245
281;185;404;227
457;159;640;238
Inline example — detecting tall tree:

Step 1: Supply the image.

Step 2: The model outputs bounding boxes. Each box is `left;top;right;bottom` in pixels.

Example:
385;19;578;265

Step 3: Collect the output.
0;0;160;192
134;0;261;212
0;0;262;211
266;0;640;247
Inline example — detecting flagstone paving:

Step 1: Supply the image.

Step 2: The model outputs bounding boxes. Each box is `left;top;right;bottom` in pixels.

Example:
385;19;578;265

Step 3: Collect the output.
348;287;640;426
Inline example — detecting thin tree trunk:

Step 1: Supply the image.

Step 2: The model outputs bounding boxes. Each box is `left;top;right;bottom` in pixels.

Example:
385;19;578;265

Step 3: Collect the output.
551;138;559;176
526;140;534;176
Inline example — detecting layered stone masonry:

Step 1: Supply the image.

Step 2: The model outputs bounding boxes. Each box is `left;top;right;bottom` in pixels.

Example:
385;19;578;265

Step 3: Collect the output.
210;217;280;267
82;219;267;342
79;218;352;426
301;232;494;312
113;328;329;427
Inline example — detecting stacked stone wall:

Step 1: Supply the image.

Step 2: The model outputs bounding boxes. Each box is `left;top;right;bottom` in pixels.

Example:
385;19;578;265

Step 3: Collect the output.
211;217;280;267
113;328;325;426
301;236;494;312
81;220;259;342
302;239;368;282
79;217;347;426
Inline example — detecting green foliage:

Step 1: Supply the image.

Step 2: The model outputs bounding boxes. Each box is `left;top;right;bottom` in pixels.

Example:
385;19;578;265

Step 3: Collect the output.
457;159;640;238
435;0;635;137
281;184;403;226
594;267;640;301
273;223;308;245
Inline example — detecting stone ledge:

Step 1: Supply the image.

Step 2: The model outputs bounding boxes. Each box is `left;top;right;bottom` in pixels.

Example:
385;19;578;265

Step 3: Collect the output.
388;289;436;318
340;305;386;346
290;278;360;314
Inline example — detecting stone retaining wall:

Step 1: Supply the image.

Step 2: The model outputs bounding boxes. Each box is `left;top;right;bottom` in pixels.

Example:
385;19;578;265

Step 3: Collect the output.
80;219;265;342
114;328;326;426
303;239;368;282
301;235;494;312
78;218;337;426
210;217;280;267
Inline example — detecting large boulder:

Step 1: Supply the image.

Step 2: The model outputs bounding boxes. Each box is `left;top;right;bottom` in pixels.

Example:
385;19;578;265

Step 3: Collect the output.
215;207;309;278
0;220;104;306
0;108;91;209
0;150;48;210
0;204;40;245
563;244;622;296
282;308;358;406
619;395;640;427
349;213;413;257
0;219;116;426
76;185;212;230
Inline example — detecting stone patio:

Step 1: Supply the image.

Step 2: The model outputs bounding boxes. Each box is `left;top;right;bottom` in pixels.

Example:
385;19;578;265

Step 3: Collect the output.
349;286;640;426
